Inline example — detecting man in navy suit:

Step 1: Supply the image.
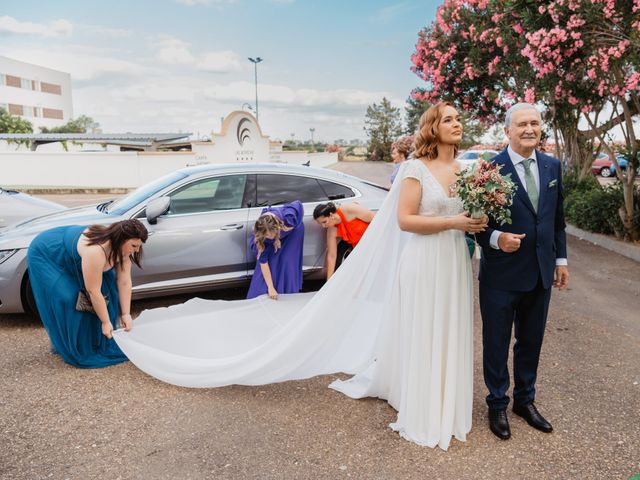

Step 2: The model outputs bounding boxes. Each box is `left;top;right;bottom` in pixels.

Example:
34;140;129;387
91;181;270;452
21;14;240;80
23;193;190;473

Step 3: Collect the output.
475;103;569;440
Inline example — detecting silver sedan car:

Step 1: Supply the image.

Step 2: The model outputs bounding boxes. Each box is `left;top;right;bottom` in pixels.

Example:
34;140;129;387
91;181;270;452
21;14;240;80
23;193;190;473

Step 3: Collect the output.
0;188;65;229
0;163;387;315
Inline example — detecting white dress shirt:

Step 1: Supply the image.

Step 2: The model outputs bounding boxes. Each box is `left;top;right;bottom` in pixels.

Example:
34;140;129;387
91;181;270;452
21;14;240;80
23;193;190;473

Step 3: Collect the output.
489;146;567;266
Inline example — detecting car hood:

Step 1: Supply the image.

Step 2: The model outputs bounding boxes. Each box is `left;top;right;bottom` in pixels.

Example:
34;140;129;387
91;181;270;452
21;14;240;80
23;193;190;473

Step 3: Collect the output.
0;205;117;250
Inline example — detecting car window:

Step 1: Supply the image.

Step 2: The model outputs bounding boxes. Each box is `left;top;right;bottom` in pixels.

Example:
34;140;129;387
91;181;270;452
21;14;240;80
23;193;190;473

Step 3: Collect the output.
108;171;187;215
317;179;356;200
167;174;247;215
256;174;327;206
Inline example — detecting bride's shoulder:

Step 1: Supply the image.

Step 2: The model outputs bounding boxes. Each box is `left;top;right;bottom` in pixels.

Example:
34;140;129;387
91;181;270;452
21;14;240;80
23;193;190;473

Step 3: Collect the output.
401;159;424;181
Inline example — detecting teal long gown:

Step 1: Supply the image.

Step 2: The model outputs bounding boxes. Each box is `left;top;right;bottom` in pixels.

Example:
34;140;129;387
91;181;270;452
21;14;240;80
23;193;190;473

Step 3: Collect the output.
27;225;127;368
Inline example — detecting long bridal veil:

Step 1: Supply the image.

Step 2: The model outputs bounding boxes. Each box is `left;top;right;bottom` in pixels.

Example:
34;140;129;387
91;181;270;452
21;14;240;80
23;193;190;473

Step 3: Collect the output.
113;166;409;388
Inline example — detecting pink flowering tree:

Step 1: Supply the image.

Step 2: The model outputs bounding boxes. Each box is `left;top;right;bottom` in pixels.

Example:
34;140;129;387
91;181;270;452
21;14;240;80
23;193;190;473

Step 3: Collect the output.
412;0;640;238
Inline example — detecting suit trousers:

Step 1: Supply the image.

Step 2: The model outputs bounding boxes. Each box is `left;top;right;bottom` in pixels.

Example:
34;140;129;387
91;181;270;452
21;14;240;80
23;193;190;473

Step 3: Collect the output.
480;276;552;411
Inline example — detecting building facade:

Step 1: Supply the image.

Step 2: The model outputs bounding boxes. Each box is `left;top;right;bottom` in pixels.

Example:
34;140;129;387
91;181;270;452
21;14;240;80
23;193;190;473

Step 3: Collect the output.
0;56;73;130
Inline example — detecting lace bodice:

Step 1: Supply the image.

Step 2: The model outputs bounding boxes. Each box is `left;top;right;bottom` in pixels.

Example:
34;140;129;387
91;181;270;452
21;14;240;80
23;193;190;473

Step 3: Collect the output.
401;159;464;217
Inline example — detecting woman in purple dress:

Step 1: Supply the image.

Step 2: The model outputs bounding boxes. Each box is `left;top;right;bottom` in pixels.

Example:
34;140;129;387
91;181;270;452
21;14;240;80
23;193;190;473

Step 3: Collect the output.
247;200;304;300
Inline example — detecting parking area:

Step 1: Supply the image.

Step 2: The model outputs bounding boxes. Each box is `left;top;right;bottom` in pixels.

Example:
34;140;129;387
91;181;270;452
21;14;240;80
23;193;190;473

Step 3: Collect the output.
1;161;638;479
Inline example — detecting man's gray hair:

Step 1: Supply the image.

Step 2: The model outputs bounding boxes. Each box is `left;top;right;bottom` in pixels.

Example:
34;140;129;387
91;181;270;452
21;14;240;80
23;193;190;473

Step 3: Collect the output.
504;103;541;128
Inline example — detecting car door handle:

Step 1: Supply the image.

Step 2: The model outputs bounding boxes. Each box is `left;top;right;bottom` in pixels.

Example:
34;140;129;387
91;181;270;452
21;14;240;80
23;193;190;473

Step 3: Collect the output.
220;224;244;231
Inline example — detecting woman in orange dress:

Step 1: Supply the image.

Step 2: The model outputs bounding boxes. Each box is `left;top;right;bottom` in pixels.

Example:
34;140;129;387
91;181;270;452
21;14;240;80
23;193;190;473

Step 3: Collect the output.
313;202;375;280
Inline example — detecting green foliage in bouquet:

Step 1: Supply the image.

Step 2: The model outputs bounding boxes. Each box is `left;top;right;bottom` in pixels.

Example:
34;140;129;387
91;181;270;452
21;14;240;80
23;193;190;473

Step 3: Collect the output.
454;159;517;226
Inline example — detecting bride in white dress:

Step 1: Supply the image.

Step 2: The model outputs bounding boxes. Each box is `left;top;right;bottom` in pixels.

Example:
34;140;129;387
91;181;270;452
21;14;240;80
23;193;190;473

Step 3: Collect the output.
330;102;487;450
113;102;487;451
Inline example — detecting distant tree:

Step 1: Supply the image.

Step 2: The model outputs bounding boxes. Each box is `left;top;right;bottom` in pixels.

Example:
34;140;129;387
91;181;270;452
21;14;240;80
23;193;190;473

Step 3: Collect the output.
405;93;430;135
41;115;99;134
0;108;33;134
460;112;488;149
0;108;33;146
364;97;403;162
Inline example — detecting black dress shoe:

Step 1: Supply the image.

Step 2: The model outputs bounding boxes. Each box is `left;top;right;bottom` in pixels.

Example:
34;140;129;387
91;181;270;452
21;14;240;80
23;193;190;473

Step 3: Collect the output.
488;409;511;440
513;402;553;433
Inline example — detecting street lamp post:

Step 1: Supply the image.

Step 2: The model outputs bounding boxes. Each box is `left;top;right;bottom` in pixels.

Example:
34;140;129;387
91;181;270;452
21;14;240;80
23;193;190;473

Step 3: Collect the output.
248;57;263;121
309;127;315;151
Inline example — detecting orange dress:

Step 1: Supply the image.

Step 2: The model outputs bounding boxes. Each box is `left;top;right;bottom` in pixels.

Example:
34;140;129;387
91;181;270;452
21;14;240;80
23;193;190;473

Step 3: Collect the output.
335;209;369;247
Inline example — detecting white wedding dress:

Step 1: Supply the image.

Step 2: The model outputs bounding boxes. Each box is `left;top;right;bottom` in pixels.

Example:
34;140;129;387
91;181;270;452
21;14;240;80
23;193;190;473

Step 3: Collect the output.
329;160;473;450
113;160;473;450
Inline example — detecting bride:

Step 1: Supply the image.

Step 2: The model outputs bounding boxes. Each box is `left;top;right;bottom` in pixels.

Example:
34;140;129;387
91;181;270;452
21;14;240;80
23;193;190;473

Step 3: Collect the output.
113;102;487;451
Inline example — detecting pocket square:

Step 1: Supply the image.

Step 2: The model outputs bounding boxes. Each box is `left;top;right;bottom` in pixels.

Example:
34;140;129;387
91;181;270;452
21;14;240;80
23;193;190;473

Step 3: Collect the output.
548;179;558;188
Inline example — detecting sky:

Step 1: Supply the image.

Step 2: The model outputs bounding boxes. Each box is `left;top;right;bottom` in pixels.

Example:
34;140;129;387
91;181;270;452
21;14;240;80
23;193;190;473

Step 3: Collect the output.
0;0;440;143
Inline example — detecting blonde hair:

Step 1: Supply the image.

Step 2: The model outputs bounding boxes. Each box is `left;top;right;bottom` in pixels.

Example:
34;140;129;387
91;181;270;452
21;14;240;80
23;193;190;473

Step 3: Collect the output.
413;101;460;160
253;213;291;256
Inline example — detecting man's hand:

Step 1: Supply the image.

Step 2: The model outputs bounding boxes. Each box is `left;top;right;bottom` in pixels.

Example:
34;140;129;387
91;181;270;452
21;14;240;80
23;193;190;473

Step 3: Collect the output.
497;232;526;253
553;265;569;290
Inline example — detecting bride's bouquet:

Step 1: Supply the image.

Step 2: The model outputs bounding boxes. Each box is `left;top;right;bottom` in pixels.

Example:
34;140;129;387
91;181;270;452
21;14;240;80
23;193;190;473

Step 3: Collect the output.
454;159;517;225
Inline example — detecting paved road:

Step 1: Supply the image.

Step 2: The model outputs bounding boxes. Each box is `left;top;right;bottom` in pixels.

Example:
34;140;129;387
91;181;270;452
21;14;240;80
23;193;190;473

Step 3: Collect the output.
2;161;639;479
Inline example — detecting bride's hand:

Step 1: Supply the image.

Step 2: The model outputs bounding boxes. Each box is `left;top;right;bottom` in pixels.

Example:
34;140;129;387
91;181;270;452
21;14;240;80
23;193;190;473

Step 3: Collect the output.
453;212;488;233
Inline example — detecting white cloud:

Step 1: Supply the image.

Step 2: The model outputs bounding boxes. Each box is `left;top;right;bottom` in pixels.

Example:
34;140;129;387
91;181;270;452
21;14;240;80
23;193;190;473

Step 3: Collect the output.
203;81;398;109
0;15;73;37
155;36;195;65
153;35;242;73
112;83;196;103
81;24;132;38
1;46;148;82
196;50;243;73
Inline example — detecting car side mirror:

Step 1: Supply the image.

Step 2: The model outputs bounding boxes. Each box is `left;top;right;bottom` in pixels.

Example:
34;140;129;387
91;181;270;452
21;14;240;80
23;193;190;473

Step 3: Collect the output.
146;197;170;225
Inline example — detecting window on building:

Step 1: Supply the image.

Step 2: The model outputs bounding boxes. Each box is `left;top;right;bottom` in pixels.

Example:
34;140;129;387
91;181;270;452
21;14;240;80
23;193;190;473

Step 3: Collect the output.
23;105;35;117
43;108;64;119
0;74;5;86
40;82;62;95
8;104;24;116
6;75;21;88
20;78;33;90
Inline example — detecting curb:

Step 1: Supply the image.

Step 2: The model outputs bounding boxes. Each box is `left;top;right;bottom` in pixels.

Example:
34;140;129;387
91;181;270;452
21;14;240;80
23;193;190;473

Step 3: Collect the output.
566;224;640;263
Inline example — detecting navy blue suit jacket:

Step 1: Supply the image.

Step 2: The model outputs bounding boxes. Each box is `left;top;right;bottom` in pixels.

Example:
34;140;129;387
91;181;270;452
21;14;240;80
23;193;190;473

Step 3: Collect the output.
476;149;567;291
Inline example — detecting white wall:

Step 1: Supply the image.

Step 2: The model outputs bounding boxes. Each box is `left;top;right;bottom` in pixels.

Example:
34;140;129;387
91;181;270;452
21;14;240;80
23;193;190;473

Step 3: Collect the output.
1;152;196;188
0;150;339;188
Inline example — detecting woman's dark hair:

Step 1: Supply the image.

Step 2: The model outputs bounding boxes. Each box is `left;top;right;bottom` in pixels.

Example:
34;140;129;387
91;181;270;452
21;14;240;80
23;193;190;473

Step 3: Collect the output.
85;219;149;268
313;202;337;220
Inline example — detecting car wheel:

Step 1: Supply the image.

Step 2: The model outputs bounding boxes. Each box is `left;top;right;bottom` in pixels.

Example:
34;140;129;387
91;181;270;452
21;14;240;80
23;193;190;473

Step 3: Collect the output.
600;167;612;178
22;274;41;320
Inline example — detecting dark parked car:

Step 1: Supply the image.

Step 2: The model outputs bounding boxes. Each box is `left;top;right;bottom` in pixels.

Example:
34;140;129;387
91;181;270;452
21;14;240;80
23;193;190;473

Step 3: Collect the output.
0;163;388;315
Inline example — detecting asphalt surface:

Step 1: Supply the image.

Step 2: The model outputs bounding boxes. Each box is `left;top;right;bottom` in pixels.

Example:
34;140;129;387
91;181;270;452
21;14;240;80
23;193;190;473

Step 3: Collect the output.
1;161;639;479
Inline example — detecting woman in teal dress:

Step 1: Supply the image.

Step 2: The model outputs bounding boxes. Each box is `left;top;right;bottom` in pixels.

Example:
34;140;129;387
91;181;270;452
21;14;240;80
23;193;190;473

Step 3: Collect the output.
27;219;148;368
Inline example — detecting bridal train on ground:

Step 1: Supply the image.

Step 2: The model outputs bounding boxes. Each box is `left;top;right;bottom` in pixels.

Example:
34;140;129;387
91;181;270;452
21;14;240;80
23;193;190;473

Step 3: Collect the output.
113;160;474;450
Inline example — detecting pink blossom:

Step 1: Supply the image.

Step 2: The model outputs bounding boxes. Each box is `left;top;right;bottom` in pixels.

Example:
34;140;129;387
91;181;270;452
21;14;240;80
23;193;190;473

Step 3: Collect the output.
524;87;536;103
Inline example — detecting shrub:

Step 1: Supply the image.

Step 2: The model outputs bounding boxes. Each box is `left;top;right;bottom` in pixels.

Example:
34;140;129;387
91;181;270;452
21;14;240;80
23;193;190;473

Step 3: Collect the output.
564;175;640;238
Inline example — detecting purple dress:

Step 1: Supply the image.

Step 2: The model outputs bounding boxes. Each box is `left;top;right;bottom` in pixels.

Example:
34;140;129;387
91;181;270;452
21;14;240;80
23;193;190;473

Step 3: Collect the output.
247;201;305;299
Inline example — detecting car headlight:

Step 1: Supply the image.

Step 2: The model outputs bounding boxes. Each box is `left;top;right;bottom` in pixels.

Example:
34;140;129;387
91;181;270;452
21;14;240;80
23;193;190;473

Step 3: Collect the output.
0;249;18;265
